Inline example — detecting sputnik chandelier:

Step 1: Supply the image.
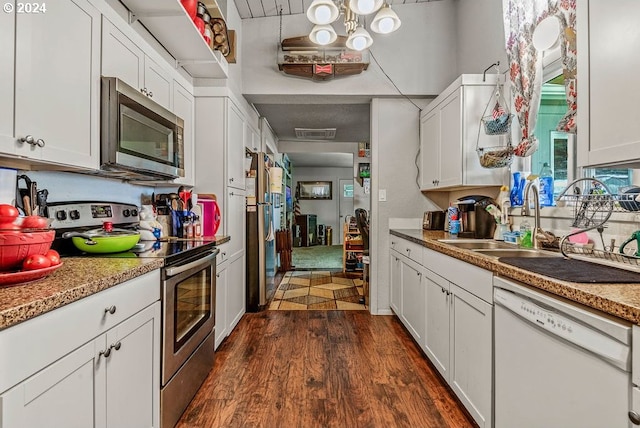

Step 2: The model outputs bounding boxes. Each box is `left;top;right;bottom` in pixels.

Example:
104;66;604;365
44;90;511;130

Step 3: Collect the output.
306;0;401;50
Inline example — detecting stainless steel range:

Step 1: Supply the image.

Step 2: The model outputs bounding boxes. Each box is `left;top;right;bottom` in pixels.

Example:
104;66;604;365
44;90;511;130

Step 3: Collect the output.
48;201;217;428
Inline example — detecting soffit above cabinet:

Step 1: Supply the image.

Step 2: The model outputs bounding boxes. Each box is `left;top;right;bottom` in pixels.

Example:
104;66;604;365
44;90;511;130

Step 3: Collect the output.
119;0;229;79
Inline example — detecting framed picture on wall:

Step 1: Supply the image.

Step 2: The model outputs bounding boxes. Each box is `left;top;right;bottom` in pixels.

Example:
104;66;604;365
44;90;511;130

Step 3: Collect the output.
298;181;332;200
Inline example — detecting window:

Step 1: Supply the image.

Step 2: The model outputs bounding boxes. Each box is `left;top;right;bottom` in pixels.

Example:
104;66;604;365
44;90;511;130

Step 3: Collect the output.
343;183;354;198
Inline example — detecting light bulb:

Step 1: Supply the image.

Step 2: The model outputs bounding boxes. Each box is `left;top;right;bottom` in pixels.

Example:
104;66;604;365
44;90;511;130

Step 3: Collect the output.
314;5;331;23
377;17;393;34
357;0;375;14
352;36;367;51
316;29;331;45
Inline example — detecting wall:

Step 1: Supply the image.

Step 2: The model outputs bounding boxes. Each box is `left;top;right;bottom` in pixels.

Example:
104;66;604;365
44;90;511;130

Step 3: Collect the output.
454;0;508;75
241;1;457;98
370;98;442;314
293;167;355;243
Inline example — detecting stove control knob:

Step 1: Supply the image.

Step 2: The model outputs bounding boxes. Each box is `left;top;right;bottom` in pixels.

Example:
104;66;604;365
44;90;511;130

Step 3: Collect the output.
69;210;80;220
56;210;67;221
130;208;138;217
123;209;131;217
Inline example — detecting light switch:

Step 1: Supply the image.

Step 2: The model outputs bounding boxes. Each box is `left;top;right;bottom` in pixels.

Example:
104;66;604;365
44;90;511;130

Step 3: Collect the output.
379;189;387;202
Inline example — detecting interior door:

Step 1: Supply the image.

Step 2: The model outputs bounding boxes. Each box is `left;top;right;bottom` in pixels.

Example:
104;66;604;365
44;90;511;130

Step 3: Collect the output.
339;179;354;245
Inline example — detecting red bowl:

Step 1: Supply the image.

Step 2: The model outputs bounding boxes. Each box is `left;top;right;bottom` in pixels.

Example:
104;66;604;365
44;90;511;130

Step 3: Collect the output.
0;230;55;270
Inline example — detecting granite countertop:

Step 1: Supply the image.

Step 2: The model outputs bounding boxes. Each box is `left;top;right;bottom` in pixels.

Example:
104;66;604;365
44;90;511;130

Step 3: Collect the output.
0;257;164;331
390;229;640;325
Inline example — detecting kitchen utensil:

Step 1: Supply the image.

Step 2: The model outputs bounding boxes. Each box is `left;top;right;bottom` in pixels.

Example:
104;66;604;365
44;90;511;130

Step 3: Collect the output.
619;230;640;257
36;189;48;217
62;228;140;253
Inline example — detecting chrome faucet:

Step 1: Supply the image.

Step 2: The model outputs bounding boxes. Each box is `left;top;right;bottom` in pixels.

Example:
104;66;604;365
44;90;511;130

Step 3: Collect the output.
521;181;544;249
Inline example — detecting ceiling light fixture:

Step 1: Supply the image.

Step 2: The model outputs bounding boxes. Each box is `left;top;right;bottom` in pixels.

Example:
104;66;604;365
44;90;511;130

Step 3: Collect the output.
305;0;401;51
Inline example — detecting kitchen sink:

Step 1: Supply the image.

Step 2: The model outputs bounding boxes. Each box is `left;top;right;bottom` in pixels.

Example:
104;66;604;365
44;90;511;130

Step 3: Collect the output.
438;239;512;250
472;248;562;258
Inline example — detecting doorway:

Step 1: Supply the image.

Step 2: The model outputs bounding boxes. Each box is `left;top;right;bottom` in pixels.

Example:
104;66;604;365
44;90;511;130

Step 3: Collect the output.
338;178;354;245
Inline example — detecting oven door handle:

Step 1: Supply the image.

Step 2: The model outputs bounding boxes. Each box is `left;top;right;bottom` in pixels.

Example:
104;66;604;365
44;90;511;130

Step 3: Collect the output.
164;251;218;277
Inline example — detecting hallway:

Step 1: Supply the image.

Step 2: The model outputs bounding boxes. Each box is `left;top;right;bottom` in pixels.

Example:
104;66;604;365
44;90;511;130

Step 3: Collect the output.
176;311;476;428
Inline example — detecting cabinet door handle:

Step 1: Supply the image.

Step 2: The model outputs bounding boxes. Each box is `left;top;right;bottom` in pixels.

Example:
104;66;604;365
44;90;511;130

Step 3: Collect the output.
99;347;112;359
229;177;234;182
20;135;34;145
441;287;445;293
629;411;640;425
147;91;153;98
140;88;148;95
112;341;122;352
35;138;45;147
104;305;116;315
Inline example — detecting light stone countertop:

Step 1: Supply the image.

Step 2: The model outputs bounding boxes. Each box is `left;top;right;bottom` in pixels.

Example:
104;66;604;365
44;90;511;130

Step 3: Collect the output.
0;257;164;330
391;229;640;325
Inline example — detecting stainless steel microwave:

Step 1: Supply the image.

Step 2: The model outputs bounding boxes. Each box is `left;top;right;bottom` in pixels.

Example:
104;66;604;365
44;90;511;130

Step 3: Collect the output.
100;76;184;181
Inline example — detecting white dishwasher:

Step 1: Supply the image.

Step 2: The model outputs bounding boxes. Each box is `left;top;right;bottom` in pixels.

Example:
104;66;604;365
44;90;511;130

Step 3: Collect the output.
493;277;632;428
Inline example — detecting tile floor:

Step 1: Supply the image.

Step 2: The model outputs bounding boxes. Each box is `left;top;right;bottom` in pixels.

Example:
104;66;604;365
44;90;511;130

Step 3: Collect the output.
269;270;367;310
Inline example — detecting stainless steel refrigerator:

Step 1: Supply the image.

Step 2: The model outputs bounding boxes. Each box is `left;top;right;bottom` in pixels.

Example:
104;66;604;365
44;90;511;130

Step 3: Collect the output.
246;152;276;311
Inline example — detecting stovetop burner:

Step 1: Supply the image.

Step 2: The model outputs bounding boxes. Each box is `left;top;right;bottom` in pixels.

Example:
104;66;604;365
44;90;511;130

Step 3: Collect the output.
48;201;218;266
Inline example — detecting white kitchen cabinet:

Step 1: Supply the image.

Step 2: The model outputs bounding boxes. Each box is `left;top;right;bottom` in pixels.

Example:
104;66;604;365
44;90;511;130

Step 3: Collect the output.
173;81;195;186
0;271;161;428
400;257;425;345
420;75;505;191
102;18;172;111
449;283;492;428
0;2;14;149
245;123;261;152
423;247;493;428
424;269;450;380
227;250;246;331
389;250;402;316
0;340;97;428
576;0;640;167
227;100;246;190
215;252;229;350
3;0;100;169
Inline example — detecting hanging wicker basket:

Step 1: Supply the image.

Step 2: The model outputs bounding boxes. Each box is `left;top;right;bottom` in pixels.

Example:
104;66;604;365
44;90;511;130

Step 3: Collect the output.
481;112;514;135
477;143;514;169
475;76;513;169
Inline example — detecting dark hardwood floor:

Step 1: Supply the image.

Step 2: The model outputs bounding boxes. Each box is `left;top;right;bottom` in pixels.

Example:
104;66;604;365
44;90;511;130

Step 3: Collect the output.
176;311;476;428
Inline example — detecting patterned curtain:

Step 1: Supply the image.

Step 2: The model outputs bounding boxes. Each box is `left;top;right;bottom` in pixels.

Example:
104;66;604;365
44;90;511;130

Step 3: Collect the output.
555;0;577;133
503;0;578;156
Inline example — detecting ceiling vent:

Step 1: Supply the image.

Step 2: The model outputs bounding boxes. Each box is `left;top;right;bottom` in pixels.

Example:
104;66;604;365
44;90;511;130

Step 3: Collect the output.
294;128;337;140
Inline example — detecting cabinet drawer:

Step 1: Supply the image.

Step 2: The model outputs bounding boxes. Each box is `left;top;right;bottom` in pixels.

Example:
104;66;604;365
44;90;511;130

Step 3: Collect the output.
389;237;423;265
0;270;160;394
424;248;492;303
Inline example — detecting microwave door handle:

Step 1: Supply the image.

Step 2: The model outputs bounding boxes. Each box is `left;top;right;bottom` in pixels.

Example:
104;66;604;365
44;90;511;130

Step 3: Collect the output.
164;252;217;277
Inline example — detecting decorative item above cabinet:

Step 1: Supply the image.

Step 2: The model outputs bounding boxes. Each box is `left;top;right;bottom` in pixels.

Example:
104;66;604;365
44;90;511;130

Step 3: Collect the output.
118;0;229;79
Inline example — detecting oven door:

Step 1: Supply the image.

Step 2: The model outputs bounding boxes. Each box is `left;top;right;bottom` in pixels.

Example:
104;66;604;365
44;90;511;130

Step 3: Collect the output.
162;249;217;385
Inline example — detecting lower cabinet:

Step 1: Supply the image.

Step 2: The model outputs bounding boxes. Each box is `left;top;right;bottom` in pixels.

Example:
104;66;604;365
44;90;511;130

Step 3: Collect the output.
214;245;245;350
389;251;402;315
389;235;493;428
400;257;425;345
0;272;161;428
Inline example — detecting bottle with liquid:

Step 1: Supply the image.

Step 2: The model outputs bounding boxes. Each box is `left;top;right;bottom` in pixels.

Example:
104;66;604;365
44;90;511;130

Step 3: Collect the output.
519;220;532;248
182;214;194;239
510;172;523;206
193;215;202;238
538;162;554;207
449;214;460;238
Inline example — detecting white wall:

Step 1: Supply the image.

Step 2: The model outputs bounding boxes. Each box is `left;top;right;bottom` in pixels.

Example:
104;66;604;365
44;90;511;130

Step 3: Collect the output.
293;167;354;243
241;1;457;97
370;98;442;314
454;0;508;75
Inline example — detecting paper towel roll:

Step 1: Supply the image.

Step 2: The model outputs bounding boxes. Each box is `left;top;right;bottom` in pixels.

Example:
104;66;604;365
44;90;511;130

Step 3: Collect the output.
269;167;283;194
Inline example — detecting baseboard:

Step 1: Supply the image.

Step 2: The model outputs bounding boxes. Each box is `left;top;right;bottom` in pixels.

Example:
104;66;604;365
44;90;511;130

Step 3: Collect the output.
373;308;393;316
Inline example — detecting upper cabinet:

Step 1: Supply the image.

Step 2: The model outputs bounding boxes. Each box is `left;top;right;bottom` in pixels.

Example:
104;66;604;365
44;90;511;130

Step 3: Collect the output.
0;0;100;170
576;0;640;167
173;81;195;186
117;0;228;79
102;18;173;111
420;75;506;191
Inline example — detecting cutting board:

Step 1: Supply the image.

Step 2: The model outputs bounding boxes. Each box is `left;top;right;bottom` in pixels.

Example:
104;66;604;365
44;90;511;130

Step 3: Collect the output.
498;257;640;283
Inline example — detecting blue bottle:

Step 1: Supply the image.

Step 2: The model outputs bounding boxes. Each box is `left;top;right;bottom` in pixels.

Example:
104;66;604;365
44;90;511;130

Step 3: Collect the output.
538;162;554;207
510;172;523;206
